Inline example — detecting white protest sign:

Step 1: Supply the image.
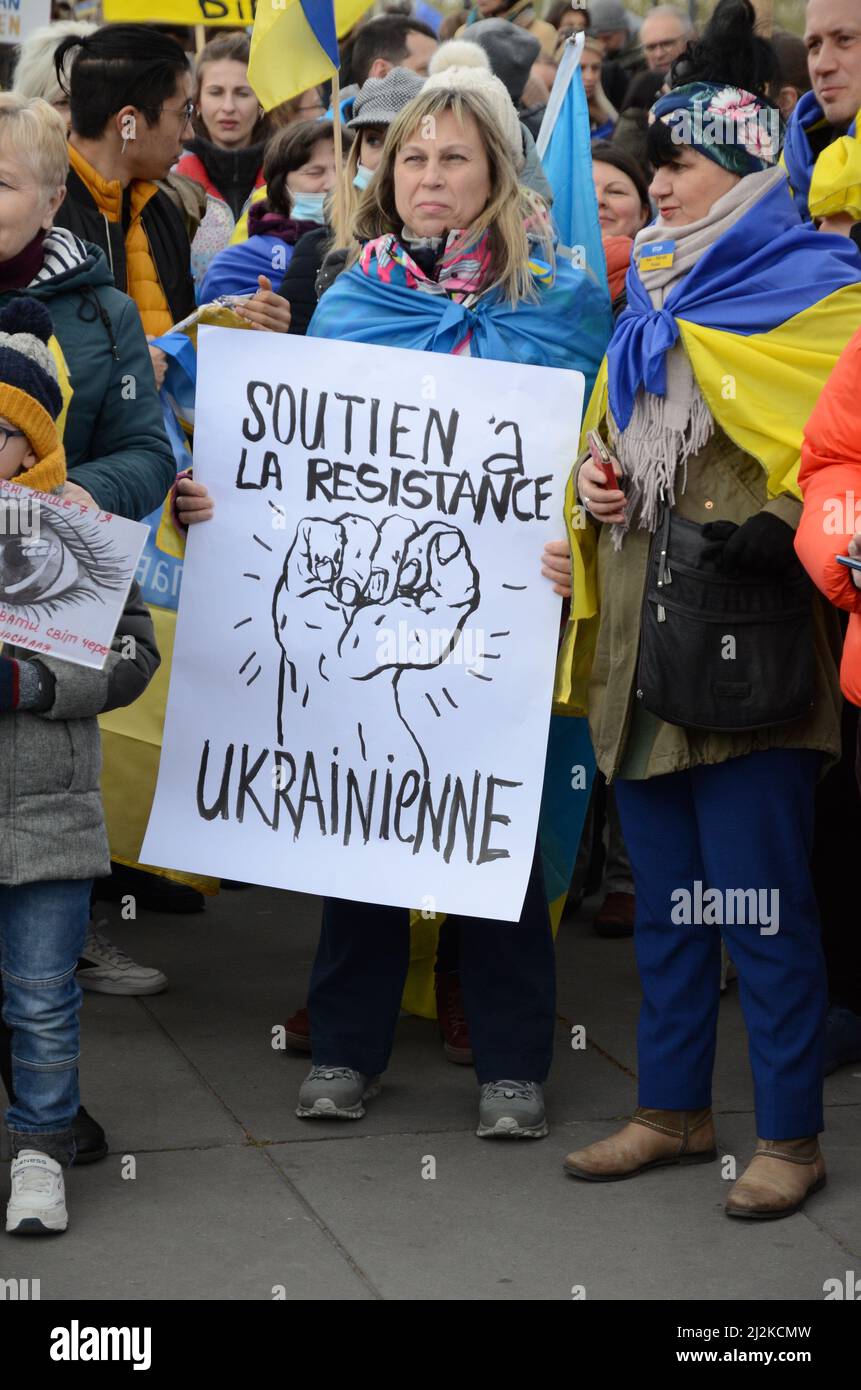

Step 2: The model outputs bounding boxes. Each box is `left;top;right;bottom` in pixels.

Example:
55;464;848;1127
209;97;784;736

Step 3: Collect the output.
143;329;584;921
0;481;148;669
0;0;50;46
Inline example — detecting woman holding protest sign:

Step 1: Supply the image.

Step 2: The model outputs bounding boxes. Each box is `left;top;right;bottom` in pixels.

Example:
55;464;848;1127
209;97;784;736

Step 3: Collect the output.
557;1;861;1217
295;62;611;1139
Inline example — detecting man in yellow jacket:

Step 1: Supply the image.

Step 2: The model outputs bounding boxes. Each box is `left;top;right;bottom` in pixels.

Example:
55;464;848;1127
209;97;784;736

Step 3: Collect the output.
52;25;290;371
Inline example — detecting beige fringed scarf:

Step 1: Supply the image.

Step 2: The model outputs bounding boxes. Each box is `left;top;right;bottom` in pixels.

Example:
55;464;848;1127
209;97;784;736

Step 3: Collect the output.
609;167;785;548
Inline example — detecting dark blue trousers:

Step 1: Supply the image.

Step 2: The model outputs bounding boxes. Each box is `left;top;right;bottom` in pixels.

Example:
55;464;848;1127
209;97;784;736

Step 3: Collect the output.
308;848;556;1083
614;749;827;1139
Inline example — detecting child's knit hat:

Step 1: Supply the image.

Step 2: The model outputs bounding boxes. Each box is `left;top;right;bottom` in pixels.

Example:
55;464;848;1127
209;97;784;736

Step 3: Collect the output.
0;297;66;493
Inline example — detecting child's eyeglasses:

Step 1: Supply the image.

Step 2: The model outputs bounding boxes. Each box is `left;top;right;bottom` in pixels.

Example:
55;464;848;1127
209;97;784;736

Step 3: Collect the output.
0;426;26;453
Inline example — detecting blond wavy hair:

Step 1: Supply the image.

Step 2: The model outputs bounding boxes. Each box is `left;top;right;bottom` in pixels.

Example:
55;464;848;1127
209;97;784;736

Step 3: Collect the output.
329;135;365;251
0;93;69;196
349;86;555;306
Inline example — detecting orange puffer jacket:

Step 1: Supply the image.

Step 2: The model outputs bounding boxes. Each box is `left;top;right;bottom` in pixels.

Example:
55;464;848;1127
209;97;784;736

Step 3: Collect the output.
796;323;861;706
67;145;173;338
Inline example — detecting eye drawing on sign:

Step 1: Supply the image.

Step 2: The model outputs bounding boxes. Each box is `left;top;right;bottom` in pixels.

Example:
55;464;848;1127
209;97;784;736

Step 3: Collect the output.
0;508;128;618
271;513;480;774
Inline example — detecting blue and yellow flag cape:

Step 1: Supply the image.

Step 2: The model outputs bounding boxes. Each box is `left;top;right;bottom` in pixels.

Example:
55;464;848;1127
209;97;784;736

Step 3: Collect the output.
555;176;861;716
309;252;612;395
783;90;861;223
311;254;612;1009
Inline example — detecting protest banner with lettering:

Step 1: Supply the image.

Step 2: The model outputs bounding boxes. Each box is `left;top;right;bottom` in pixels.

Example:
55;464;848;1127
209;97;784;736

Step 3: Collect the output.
0;0;50;46
103;0;257;25
0;482;147;669
142;329;584;921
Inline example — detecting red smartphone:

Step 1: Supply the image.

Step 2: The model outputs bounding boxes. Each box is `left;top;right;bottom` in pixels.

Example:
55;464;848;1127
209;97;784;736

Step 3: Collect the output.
587;429;620;491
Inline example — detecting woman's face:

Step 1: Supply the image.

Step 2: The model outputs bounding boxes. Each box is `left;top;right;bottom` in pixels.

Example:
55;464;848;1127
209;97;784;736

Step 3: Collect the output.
197;59;260;149
581;51;603;99
359;126;387;174
593;160;648;238
650;146;741;226
0;148;65;263
394;108;492;239
287;137;338;193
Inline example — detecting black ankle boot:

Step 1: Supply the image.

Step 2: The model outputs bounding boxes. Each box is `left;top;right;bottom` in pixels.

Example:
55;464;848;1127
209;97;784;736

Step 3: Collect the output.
72;1106;109;1165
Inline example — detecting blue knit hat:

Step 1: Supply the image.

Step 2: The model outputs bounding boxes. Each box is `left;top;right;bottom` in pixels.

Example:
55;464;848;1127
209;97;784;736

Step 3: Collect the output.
0;298;62;421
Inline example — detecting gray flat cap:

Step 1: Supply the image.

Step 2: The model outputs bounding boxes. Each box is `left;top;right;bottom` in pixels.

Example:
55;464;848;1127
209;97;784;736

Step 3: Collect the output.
348;66;425;129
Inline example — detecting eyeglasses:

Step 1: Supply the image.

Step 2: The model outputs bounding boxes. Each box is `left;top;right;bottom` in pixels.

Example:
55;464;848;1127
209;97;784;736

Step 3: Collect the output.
0;426;26;453
164;99;195;124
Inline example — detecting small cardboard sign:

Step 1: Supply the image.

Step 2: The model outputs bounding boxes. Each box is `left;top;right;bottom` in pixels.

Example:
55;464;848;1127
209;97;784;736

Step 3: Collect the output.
0;481;149;670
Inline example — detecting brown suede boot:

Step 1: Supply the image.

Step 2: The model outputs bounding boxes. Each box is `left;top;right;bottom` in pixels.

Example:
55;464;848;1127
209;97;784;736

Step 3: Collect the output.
563;1107;717;1182
725;1137;826;1220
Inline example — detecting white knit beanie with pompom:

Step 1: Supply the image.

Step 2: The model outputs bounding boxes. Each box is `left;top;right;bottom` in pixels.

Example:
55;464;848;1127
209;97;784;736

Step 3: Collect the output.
425;40;525;171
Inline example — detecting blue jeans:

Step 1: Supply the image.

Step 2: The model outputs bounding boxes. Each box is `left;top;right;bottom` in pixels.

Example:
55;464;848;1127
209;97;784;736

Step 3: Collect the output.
615;749;826;1139
0;879;91;1166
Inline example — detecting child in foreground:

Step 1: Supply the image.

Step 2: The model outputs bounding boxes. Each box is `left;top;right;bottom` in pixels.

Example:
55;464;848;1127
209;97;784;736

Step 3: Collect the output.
0;298;160;1234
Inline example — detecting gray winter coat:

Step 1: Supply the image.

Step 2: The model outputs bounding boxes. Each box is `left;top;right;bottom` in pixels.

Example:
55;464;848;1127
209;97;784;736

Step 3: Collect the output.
0;583;159;885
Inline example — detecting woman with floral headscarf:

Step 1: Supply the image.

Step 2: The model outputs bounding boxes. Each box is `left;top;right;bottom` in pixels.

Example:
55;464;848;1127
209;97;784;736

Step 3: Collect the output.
556;0;861;1218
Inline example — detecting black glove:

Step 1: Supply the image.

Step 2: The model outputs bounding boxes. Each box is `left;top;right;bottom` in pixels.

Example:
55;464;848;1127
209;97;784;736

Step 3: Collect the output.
700;519;737;569
701;512;798;576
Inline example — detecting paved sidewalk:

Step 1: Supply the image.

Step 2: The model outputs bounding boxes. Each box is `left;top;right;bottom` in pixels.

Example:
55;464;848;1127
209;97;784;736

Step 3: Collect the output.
2;886;858;1301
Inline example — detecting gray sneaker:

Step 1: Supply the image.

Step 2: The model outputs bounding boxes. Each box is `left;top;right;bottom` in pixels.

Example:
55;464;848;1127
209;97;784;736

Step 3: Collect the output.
477;1080;548;1139
296;1066;381;1120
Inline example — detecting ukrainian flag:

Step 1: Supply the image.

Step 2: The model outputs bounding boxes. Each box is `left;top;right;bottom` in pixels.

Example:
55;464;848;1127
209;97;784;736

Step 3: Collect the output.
536;33;608;290
249;0;374;111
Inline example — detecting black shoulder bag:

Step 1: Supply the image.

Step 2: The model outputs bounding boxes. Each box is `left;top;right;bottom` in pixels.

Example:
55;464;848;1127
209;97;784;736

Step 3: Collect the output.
635;508;816;732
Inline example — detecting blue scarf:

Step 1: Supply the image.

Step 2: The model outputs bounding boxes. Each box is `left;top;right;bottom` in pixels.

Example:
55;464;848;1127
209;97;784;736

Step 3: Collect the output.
308;254;612;403
608;176;861;431
783;89;857;221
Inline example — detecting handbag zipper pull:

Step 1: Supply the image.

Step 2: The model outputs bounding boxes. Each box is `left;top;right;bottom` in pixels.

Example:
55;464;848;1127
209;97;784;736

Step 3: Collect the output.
657;603;666;622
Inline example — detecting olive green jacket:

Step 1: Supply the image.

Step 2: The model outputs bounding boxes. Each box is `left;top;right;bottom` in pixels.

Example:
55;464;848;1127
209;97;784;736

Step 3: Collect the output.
581;425;843;782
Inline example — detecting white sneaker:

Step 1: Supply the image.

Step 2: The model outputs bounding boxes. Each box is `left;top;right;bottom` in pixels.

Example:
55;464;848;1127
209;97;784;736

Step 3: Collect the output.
7;1151;68;1234
76;922;167;996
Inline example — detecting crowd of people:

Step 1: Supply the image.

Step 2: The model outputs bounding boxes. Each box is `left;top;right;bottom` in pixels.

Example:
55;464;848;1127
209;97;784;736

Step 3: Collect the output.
0;0;859;1246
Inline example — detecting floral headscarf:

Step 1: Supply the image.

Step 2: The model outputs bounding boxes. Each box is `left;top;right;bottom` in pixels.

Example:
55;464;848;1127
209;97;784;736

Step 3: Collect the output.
651;82;784;177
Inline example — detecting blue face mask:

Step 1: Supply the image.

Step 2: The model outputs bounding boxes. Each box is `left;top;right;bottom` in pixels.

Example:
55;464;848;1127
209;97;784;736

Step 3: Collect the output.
290;191;327;224
353;163;374;191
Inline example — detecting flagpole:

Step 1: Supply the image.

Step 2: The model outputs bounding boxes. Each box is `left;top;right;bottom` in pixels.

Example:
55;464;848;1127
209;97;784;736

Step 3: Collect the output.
331;66;345;247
